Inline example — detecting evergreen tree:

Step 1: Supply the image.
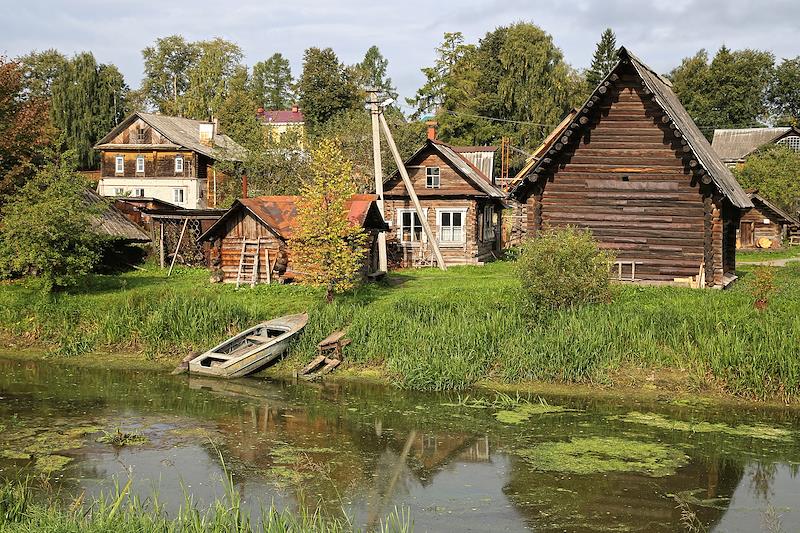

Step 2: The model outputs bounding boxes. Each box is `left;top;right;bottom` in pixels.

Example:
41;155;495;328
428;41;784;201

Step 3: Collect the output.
586;28;617;88
250;53;294;110
351;45;397;100
769;57;800;126
297;47;360;133
183;38;244;121
141;35;199;114
407;32;472;118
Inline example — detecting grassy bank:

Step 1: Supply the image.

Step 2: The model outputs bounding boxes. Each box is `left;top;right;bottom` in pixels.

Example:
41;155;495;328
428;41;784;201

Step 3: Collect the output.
1;261;799;401
737;245;800;262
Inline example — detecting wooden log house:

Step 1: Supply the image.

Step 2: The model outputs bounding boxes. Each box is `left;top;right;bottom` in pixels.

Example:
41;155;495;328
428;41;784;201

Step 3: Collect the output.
383;125;506;267
738;192;799;249
199;195;388;284
509;47;753;288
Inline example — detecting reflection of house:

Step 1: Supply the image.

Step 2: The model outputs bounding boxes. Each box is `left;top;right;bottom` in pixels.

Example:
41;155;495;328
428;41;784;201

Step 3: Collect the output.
95;112;247;209
712;126;800;167
199;195;388;284
510;47;753;287
738;192;799;249
258;105;305;147
383;123;505;268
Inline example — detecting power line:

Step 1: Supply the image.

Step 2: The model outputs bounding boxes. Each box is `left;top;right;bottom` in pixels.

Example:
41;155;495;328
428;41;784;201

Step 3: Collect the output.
445;110;557;127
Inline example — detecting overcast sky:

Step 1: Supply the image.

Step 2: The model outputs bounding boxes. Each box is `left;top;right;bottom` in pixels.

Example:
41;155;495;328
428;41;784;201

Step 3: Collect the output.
1;0;797;110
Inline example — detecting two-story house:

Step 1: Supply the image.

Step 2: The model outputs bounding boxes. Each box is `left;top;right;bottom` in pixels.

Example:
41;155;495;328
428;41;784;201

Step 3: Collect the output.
95;112;247;209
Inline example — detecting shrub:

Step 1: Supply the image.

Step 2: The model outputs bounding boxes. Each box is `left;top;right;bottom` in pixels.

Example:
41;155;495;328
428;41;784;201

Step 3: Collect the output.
515;226;614;311
750;266;776;310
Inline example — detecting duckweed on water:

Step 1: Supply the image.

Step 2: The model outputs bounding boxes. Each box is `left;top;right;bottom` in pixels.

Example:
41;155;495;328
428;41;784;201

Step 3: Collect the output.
494;399;572;425
34;454;72;473
516;437;689;477
0;450;31;460
614;411;793;441
97;428;149;447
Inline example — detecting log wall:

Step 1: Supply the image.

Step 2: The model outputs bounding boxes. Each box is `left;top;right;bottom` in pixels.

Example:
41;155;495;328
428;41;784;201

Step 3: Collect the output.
738;206;785;248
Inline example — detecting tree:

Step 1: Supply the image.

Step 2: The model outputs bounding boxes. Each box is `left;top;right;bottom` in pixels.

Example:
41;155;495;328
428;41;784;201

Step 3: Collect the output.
407;32;473;118
217;66;262;147
586;28;617;88
0;56;53;204
351;45;397;100
291;140;367;302
141;35;199;114
17;49;68;99
733;144;800;214
0;156;103;290
769;57;800;126
183;38;244;121
297;47;360;133
250;53;294;110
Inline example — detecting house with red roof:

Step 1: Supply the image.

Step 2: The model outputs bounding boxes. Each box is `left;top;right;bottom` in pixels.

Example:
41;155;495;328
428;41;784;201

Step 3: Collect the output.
257;105;305;147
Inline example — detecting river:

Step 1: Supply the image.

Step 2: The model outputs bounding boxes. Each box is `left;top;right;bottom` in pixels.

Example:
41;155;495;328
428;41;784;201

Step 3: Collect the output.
0;357;799;532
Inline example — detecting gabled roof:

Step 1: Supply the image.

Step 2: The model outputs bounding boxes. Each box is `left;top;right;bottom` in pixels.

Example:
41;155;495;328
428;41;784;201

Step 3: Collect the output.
510;47;753;210
388;139;505;198
750;193;800;226
199;194;387;242
83;189;150;242
711;127;800;162
95;112;248;162
259;109;305;124
506;109;577;191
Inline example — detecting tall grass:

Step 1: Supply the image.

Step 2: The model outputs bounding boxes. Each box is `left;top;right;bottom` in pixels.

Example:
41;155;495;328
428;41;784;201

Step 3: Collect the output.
2;262;800;401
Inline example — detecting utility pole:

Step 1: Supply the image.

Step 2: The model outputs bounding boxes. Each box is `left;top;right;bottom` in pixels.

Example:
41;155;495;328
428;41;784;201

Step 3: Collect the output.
367;89;388;273
377;111;447;271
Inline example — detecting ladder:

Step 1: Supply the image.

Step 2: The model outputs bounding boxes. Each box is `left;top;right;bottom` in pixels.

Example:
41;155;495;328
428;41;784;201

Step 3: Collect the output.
235;239;261;288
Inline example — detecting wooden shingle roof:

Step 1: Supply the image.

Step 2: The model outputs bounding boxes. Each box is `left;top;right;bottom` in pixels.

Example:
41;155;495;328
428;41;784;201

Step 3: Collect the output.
711;127;800;162
83;189;150;242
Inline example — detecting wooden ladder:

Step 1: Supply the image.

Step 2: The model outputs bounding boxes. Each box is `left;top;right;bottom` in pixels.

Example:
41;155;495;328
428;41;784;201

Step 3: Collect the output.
236;239;261;288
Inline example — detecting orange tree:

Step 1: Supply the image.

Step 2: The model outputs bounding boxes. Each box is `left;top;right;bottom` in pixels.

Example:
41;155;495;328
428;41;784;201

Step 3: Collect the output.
291;139;367;302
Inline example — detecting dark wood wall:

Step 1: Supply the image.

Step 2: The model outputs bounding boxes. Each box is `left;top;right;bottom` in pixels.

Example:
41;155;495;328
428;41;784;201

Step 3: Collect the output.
738;206;785;248
100;150;196;178
524;64;723;283
385;152;486;197
212;211;289;284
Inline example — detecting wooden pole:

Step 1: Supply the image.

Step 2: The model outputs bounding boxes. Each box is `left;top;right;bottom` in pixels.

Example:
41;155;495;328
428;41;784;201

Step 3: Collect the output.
377;112;447;270
167;218;189;277
159;221;165;269
367;90;388;273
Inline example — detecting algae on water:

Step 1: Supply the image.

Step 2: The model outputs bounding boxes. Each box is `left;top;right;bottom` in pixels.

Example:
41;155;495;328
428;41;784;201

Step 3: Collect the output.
34;454;72;473
613;411;793;441
516;437;689;477
0;450;32;460
494;399;572;425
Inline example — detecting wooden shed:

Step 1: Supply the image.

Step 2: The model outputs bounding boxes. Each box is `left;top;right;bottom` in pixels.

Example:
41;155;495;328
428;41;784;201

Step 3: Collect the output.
738;192;800;249
200;195;388;285
510;47;753;288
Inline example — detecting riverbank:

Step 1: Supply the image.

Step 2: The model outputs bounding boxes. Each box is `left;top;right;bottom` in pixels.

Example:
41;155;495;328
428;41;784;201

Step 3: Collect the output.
1;261;799;401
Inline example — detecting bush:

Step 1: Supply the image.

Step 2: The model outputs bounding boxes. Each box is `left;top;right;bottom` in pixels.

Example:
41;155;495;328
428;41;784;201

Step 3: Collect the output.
515;227;614;311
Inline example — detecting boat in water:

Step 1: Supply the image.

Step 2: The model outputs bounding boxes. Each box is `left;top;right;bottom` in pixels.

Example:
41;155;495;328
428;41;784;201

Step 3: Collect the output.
178;313;308;379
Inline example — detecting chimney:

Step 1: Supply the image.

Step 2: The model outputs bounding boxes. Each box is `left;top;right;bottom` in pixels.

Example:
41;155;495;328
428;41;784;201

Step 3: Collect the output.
426;120;438;141
291;103;299;114
242;174;248;198
212;117;220;136
199;123;214;146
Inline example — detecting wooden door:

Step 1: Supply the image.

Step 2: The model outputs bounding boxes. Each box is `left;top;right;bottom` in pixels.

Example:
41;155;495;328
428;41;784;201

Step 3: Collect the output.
740;221;754;247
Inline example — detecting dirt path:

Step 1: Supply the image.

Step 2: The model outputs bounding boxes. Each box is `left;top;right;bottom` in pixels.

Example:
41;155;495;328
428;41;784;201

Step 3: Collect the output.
739;257;800;267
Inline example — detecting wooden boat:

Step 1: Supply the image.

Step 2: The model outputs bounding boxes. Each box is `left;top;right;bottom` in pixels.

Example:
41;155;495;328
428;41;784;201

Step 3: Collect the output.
183;313;308;379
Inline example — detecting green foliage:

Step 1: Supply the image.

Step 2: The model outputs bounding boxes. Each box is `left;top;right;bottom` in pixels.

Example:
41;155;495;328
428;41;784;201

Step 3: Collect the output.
769;56;800;125
183;38;245;121
298;47;360;133
17;49;68;99
0;158;103;290
515;227;614;312
733;143;800;213
351;45;397;100
586;28;617;88
141;35;200;115
216;67;262;147
407;32;471;118
250;52;295;110
291;140;367;302
749;266;777;310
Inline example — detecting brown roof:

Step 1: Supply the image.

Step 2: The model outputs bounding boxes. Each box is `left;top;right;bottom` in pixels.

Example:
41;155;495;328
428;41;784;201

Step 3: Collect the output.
711;127;800;162
511;47;753;210
751;193;800;226
200;194;387;241
95;112;248;162
507;109;577;190
84;189;150;242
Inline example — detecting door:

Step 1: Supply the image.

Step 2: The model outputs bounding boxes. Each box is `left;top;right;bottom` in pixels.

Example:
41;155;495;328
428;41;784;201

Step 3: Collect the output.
740;221;754;247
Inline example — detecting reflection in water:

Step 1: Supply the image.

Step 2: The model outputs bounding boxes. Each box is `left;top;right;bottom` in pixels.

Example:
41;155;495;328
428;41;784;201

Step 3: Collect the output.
1;357;799;532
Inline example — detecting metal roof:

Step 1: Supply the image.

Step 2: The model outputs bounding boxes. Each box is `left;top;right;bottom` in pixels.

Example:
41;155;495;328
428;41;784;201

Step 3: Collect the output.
711;127;799;162
95;112;248;162
259;109;305;124
83;189;151;242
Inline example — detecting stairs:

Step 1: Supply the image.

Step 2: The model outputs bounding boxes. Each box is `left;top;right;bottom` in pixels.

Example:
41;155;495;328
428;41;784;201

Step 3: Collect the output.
236;239;262;288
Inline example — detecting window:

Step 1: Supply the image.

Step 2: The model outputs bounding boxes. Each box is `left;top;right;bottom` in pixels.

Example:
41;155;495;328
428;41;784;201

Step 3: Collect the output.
175;155;184;173
426;167;440;188
113;187;124;196
777;135;800;152
115;156;124;174
397;209;424;243
173;188;186;204
133;188;145;197
136;156;145;173
437;208;466;244
133;128;146;143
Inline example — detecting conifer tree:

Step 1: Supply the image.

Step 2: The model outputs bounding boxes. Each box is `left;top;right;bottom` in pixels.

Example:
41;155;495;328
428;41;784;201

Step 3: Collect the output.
297;48;360;133
250;53;294;110
586;28;618;88
352;45;397;100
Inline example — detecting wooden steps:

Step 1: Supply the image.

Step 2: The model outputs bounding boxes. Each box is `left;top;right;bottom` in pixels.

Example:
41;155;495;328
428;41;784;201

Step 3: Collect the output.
297;329;350;380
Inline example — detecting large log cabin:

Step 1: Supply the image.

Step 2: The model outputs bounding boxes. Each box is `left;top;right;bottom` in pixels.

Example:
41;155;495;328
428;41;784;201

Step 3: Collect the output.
510;47;753;288
383;126;505;267
95;112;247;209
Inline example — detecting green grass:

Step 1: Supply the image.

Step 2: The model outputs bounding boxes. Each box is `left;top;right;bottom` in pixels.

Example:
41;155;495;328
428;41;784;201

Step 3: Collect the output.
737;246;800;263
1;261;800;401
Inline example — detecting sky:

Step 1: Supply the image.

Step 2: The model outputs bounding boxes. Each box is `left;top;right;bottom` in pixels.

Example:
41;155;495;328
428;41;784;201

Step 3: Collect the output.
1;0;798;110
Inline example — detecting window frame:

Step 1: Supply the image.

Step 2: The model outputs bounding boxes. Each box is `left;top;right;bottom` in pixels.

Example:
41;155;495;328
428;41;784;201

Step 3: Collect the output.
395;208;428;245
175;155;184;173
113;187;125;197
425;166;441;189
115;156;124;175
136;155;145;174
173;188;186;204
133;188;145;198
436;207;468;245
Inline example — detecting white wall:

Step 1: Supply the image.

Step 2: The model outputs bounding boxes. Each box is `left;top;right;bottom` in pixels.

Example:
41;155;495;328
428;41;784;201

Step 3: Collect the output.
98;178;207;209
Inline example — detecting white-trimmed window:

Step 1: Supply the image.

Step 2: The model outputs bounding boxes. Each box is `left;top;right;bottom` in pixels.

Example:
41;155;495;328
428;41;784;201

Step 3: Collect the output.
437;208;467;244
396;208;426;244
133;188;145;198
426;167;440;189
175;155;184;173
173;188;186;204
115;156;124;174
136;155;145;174
113;187;124;196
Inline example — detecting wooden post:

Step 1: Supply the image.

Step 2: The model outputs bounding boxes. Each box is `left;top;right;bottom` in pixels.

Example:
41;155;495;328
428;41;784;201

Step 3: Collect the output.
159;221;165;269
377;112;446;271
367;90;388;273
265;248;272;285
168;218;189;277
